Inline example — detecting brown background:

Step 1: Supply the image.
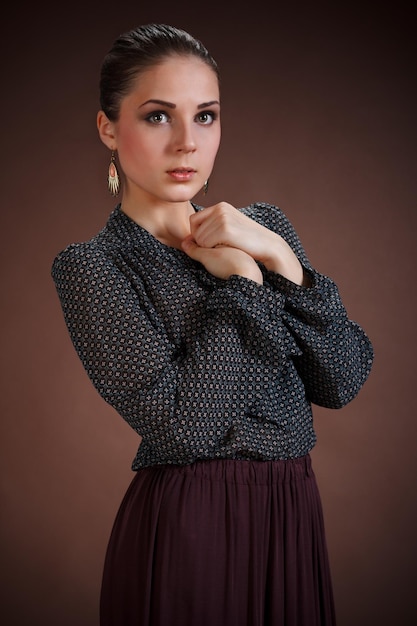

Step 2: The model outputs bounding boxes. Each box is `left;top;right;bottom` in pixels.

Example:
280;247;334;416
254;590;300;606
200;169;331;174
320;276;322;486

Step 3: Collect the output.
1;1;416;625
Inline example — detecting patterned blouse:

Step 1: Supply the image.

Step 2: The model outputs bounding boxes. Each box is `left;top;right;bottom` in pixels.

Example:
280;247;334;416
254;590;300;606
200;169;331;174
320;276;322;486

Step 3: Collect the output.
51;202;374;469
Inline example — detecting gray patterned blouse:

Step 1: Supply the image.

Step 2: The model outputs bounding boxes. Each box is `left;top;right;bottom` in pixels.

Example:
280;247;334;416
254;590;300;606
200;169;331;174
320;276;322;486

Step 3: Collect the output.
51;202;373;469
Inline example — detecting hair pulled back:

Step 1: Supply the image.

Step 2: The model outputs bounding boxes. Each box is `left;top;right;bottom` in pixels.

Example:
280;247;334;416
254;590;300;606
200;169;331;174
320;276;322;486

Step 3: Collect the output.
99;23;219;121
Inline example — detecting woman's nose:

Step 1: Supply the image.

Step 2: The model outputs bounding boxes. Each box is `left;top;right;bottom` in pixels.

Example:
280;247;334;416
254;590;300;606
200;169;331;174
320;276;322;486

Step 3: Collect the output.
173;122;196;153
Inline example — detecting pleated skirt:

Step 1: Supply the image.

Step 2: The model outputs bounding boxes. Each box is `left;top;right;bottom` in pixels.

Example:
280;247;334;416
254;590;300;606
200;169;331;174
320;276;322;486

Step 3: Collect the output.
100;455;336;626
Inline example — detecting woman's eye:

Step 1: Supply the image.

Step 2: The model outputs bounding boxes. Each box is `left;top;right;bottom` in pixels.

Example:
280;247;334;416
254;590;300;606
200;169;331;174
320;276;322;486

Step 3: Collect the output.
196;111;217;125
146;111;169;124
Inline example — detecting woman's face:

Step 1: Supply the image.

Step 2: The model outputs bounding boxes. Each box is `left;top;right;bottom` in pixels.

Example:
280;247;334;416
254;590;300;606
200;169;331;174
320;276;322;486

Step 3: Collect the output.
101;55;221;205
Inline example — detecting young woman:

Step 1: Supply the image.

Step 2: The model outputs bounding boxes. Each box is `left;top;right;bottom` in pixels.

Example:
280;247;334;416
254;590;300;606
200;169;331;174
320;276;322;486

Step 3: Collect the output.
52;23;374;626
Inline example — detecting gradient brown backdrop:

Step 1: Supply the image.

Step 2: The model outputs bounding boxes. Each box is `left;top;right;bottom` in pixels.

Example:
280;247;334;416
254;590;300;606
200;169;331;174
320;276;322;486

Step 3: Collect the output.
1;2;416;625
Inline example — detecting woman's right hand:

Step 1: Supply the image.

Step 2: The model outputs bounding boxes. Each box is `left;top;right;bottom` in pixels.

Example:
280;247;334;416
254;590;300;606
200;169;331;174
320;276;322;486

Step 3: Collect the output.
181;235;263;284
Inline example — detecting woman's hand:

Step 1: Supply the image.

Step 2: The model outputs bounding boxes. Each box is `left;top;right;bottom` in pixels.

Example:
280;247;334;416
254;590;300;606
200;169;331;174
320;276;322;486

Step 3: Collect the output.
189;202;305;285
181;235;263;284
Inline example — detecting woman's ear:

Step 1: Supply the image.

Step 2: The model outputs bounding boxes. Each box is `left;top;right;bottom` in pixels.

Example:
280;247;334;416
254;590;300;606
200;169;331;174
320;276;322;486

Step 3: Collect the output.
97;111;117;149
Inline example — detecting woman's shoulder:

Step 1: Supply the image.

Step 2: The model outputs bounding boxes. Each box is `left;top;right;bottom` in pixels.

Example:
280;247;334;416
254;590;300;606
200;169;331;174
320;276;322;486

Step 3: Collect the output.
50;206;129;275
50;216;125;285
239;201;298;238
52;231;108;274
239;201;311;267
239;201;287;222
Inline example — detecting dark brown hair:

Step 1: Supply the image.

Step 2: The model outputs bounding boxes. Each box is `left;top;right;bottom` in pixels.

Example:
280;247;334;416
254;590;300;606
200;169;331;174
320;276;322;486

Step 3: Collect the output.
99;23;220;121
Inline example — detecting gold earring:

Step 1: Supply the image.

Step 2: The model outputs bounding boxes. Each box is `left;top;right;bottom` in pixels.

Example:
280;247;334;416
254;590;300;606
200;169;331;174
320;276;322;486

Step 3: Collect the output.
203;179;209;194
108;150;120;196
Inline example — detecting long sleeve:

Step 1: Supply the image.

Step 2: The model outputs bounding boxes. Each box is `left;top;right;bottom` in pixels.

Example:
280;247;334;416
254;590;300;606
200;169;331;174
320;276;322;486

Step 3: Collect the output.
267;269;373;408
246;203;374;409
51;240;303;466
51;205;374;468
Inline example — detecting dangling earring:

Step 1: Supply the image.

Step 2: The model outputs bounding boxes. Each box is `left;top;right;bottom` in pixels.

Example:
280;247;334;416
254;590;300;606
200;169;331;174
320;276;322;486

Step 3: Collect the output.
203;179;209;195
108;150;120;196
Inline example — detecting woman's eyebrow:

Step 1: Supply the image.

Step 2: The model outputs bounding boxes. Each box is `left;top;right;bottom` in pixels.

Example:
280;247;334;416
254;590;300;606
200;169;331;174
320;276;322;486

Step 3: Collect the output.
139;99;220;109
197;100;220;109
140;99;176;108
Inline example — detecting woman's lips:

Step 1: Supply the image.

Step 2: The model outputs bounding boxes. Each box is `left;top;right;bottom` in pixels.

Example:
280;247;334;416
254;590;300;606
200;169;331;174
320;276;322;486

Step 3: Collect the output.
167;168;196;182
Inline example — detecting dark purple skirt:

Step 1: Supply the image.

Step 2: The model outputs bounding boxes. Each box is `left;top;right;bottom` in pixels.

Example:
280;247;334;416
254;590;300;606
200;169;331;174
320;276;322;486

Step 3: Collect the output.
100;456;336;626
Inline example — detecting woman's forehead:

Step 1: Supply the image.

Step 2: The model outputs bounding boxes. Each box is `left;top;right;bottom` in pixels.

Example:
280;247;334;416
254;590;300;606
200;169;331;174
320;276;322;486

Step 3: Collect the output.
125;57;220;103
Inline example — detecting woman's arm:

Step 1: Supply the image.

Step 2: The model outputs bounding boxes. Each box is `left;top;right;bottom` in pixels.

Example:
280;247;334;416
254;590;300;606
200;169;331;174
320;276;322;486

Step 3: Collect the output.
185;201;374;409
51;242;297;462
249;202;374;409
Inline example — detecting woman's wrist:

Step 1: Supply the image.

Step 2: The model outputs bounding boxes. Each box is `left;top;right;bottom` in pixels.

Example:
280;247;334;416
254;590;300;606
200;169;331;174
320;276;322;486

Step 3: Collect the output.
229;257;263;284
259;234;304;285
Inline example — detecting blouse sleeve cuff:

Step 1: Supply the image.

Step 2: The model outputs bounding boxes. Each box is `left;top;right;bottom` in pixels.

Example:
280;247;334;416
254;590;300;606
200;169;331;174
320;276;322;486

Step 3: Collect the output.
264;265;349;326
205;275;302;359
208;274;285;315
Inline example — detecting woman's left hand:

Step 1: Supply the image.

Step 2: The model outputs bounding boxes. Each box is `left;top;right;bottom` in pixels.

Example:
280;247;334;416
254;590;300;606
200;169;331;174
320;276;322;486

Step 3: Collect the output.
189;202;305;286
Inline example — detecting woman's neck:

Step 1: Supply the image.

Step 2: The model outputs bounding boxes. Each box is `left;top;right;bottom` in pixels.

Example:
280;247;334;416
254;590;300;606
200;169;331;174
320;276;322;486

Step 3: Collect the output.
120;194;195;250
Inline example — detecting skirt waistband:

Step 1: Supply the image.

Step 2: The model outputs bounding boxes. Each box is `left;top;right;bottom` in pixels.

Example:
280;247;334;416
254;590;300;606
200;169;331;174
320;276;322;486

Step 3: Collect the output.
139;455;313;486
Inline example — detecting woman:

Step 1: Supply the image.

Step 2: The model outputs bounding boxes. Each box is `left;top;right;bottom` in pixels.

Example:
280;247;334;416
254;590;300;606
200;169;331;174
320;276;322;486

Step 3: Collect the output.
52;23;374;626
